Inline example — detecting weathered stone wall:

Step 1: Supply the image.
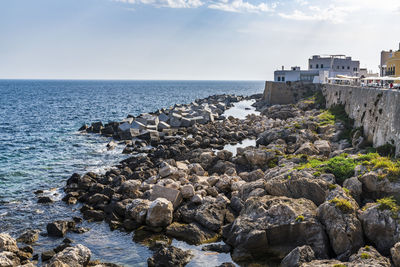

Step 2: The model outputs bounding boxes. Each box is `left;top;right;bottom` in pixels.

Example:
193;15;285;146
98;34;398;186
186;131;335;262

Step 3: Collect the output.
322;84;400;155
263;81;321;105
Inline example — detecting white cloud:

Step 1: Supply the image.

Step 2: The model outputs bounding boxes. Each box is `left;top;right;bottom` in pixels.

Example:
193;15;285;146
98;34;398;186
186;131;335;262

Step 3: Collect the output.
279;5;358;24
208;0;275;13
114;0;203;8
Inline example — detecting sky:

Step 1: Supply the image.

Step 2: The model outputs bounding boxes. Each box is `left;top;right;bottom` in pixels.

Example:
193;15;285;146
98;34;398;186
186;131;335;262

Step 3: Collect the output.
0;0;399;80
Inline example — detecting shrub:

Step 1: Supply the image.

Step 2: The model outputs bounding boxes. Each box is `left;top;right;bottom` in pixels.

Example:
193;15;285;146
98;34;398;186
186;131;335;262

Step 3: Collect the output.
295;215;304;222
323;156;356;184
313;171;321;177
330;197;354;213
328;184;337;190
364;245;370;251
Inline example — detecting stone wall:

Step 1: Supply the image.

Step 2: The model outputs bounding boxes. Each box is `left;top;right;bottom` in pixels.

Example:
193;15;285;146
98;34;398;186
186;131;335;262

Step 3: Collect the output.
263;81;321;105
322;84;400;155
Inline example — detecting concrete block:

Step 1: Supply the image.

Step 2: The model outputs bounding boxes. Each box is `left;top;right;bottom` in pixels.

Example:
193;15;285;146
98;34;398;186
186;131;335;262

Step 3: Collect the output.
150;185;182;209
131;121;146;130
118;122;131;132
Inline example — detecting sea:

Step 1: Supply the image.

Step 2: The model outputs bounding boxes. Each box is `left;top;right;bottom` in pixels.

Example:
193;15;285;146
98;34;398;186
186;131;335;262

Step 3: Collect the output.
0;80;264;266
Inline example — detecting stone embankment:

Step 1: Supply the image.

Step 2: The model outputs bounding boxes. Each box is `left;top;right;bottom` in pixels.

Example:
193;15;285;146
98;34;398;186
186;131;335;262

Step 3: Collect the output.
16;91;400;266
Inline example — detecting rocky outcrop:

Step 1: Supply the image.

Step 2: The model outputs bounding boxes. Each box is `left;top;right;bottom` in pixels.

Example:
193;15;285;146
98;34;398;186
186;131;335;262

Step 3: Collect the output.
317;187;363;260
358;202;400;255
147;245;193;267
146;198;174;227
280;245;315;267
223;195;329;262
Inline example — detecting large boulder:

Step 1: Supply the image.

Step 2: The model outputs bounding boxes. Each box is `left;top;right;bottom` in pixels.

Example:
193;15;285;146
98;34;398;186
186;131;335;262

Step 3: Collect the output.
0;251;20;266
0;234;18;253
47;244;91;267
147;245;193;267
265;170;330;206
17;229;40;244
317;187;363;260
125;199;151;224
223;195;329;262
47;221;69;237
348;245;390;266
359;171;400;200
146;198;174;227
391;242;400;267
281;245;315;267
166;222;219;245
194;200;226;232
150;185;182;209
358;202;400;255
294;142;319;156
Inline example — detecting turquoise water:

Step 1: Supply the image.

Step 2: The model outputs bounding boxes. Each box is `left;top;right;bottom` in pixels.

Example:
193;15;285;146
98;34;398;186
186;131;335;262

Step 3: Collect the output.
0;80;263;265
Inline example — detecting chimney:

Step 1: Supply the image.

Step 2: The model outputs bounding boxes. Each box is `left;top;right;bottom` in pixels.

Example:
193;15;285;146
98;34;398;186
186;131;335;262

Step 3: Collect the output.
282;66;284;70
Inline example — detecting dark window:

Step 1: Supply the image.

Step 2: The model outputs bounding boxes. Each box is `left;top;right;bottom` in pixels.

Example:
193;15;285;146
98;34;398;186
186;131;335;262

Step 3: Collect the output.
321;64;324;68
277;76;281;81
337;66;339;69
282;76;285;82
347;66;350;70
342;66;345;69
316;64;319;69
310;64;312;69
354;67;357;71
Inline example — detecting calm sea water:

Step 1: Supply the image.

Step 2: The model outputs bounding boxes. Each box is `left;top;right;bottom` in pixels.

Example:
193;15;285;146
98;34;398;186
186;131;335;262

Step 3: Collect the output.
0;80;264;266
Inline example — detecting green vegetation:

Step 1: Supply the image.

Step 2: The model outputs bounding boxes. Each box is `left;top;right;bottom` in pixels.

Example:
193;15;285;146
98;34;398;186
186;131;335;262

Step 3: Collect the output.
313;171;321;177
324;156;356;184
317;105;354;140
330;197;354;213
360;252;371;259
295;215;304;222
328;184;337;190
376;197;399;217
267;158;278;168
295;158;325;170
364;245;370;251
333;264;347;267
356;152;400;182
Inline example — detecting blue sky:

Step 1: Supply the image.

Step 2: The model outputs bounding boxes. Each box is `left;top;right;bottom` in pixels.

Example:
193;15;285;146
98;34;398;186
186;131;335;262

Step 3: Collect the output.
0;0;399;80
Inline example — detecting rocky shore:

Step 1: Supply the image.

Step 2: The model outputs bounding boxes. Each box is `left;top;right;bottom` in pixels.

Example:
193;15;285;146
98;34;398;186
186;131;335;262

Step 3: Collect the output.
4;91;400;267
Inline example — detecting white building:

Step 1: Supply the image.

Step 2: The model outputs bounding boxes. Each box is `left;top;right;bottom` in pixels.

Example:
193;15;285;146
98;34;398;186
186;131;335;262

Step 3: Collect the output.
308;55;360;77
274;66;329;84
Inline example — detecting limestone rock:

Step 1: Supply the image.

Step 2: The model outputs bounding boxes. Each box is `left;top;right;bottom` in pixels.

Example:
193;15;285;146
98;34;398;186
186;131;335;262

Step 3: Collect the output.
47;221;69;237
0;251;20;266
47;244;91;267
125;199;151;224
281;245;315;267
294;142;319;156
166;222;219;245
358;202;400;255
146;198;174;227
223;195;329;262
17;229;40;244
391;242;400;267
317;188;363;260
180;185;195;199
150;185;182;209
147;245;193;267
0;234;18;253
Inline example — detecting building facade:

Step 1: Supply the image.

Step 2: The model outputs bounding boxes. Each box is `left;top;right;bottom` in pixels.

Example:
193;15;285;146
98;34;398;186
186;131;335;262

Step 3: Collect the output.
274;66;328;83
380;50;394;76
308;55;360;77
386;50;400;78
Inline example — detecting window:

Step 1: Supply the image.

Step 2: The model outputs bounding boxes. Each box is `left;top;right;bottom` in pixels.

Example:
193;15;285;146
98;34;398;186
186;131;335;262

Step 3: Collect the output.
277;76;281;81
282;76;285;82
310;64;313;69
321;64;324;68
354;67;357;71
337;66;339;69
347;66;350;70
342;66;345;69
316;64;319;69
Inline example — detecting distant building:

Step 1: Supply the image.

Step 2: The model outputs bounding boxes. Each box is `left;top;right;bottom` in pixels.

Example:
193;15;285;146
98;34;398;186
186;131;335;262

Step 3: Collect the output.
274;66;328;84
308;55;360;77
359;68;379;78
386;45;400;78
380;50;394;76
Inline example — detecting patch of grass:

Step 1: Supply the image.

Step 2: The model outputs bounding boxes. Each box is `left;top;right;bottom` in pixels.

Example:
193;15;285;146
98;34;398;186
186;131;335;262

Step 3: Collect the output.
293;122;301;129
317;105;354;140
317;110;335;126
364;245;370;251
295;158;325;170
328;184;337;190
330;197;354;213
267;158;279;168
313;171;321;177
295;215;304;222
360;252;371;259
376;197;399;217
357;153;400;182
